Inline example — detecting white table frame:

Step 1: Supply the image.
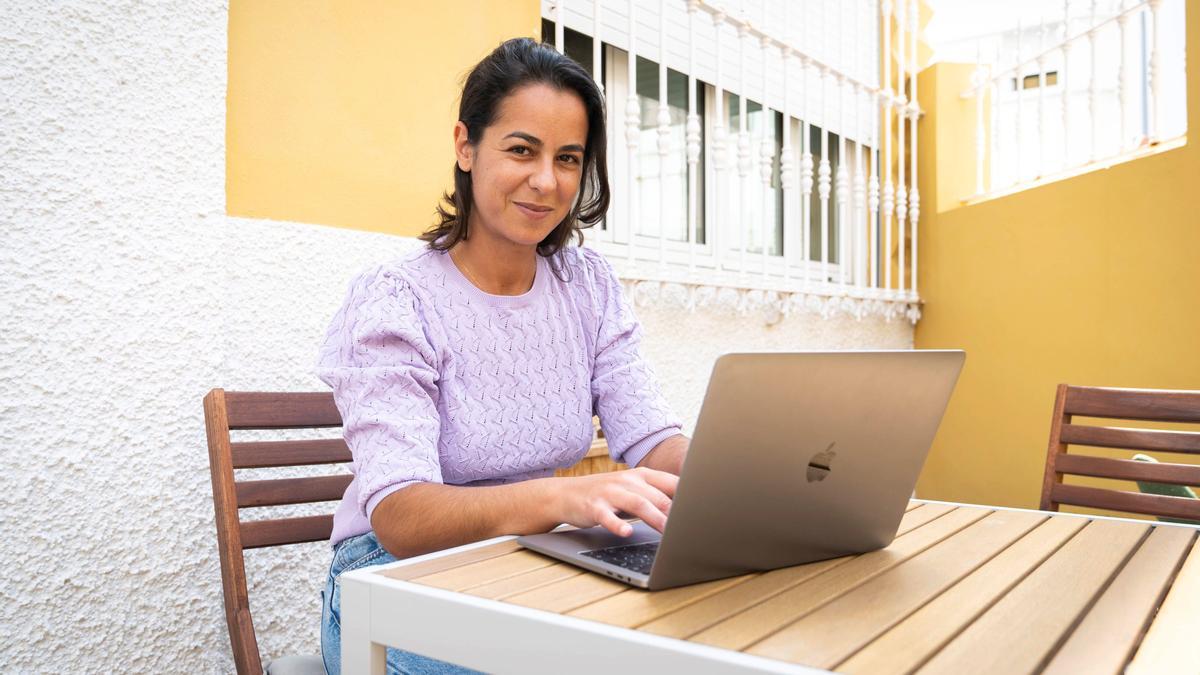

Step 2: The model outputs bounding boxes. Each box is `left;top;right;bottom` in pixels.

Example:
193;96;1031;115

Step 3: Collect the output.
340;500;1197;674
340;536;826;674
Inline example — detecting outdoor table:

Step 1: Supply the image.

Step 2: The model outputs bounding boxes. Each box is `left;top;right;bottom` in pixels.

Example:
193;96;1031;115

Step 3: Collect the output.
340;500;1200;674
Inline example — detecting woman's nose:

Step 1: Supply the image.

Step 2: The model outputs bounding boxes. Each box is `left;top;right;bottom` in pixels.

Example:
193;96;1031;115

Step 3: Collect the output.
528;159;556;193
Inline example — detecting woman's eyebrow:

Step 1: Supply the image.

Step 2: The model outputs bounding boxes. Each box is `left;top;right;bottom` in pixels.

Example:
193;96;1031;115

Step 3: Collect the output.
503;131;584;153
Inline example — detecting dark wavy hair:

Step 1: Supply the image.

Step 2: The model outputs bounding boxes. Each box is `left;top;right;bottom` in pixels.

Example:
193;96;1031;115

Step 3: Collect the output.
419;37;610;260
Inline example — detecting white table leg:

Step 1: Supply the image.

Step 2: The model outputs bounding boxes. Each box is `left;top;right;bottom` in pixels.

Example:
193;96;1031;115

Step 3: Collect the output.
341;575;386;675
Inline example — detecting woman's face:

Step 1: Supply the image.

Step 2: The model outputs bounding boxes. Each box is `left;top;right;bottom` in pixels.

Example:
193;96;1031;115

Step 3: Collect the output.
454;83;588;251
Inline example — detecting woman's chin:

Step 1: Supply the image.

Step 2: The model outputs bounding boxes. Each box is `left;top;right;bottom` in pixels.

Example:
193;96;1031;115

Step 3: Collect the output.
507;225;560;248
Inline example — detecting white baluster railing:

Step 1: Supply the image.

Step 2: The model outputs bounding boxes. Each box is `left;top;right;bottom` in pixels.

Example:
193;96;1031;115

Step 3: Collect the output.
818;65;832;285
759;34;773;279
737;16;751;279
624;0;638;265
908;0;920;299
881;0;894;294
656;0;670;273
685;0;699;273
962;0;1186;200
544;0;924;322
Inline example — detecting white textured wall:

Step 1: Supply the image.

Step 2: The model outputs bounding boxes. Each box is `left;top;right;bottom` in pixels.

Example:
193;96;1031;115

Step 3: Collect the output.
0;2;911;672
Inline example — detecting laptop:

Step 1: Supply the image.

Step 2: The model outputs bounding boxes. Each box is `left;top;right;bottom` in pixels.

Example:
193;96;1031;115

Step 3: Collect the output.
517;350;965;590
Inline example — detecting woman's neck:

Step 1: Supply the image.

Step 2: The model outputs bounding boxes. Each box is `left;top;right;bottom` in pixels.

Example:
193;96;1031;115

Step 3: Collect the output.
449;237;538;296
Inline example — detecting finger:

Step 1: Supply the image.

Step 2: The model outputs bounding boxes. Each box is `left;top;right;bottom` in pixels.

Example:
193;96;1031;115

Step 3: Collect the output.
615;492;668;533
636;468;680;498
595;505;633;537
629;481;673;516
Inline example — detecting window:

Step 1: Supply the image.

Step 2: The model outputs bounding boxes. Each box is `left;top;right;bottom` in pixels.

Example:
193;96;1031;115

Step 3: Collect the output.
540;13;877;282
634;56;706;244
1013;71;1059;90
725;93;782;256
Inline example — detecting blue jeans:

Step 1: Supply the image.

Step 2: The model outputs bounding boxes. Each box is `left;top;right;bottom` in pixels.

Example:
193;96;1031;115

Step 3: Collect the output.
320;531;481;674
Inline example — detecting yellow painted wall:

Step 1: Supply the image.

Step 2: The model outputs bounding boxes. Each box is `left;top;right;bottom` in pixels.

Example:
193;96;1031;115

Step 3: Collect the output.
913;8;1199;510
226;0;540;236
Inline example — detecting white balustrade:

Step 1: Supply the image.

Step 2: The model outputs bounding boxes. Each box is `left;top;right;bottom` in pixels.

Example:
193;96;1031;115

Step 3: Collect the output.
624;0;638;265
818;66;831;283
908;0;920;298
895;0;908;297
737;16;750;279
685;0;699;273
1088;2;1099;163
836;72;850;288
711;8;725;275
656;0;670;272
592;0;602;93
781;40;795;286
881;0;894;294
543;0;926;322
759;34;773;279
962;0;1186;199
799;53;814;293
1036;15;1047;177
1147;0;1164;142
1061;2;1071;169
1117;0;1130;151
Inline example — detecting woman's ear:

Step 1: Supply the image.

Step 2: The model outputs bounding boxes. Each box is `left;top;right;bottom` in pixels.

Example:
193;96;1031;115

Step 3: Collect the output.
453;121;473;172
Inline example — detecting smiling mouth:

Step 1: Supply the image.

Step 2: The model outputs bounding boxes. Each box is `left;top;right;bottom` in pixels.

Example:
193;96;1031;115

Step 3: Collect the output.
514;201;553;212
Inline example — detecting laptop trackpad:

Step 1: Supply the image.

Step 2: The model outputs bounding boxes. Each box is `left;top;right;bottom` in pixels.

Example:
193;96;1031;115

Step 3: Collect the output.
558;522;662;552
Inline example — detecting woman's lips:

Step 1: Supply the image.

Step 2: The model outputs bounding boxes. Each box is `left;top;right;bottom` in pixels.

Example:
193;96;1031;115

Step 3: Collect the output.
514;202;554;220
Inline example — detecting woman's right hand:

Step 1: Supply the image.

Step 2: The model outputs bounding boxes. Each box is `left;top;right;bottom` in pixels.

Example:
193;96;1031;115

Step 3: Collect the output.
555;468;679;537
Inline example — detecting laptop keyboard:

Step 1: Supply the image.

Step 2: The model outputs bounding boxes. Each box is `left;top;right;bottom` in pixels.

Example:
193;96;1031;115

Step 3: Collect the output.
581;541;659;575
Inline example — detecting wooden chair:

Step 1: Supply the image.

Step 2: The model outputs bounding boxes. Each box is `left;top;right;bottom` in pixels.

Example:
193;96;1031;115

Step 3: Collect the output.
204;389;351;675
204;389;619;673
1039;384;1200;522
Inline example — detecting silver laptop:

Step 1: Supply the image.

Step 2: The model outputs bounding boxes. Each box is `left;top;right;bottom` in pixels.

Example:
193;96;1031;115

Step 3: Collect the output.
518;350;965;590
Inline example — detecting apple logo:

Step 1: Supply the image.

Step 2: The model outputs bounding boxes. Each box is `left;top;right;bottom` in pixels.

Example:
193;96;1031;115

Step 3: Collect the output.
807;442;836;482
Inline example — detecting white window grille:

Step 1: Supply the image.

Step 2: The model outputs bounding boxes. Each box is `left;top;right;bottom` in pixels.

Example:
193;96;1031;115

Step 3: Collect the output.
544;0;921;323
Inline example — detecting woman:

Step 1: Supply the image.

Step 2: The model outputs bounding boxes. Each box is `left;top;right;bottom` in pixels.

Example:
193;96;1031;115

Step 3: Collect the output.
316;37;688;674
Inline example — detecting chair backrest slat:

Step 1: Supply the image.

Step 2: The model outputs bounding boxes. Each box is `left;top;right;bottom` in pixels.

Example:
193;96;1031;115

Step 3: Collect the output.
1059;424;1200;454
236;475;353;508
241;514;336;550
231;438;352;469
1040;383;1200;520
224;391;343;430
1063;386;1200;423
1051;483;1200;522
1055;454;1200;487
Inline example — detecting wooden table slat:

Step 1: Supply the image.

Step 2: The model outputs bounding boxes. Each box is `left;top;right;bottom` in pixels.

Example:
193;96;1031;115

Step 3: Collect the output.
378;540;523;582
689;506;990;651
465;563;585;600
746;510;1049;668
1126;533;1200;674
914;519;1150;675
636;502;959;640
1043;526;1195;675
838;514;1087;675
502;567;629;613
566;575;752;628
412;550;556;592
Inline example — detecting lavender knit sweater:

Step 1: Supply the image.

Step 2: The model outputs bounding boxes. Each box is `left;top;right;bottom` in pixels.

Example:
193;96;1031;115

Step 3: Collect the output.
316;244;682;547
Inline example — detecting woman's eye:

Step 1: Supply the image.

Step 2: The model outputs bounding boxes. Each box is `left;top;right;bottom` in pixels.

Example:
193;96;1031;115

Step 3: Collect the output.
559;154;581;164
509;146;530;156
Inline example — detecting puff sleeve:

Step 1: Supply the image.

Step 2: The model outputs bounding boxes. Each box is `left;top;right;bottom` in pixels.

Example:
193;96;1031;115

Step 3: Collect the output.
583;248;683;468
315;266;443;522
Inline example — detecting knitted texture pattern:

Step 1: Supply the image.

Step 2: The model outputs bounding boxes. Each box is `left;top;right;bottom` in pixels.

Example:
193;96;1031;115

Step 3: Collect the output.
316;244;682;546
